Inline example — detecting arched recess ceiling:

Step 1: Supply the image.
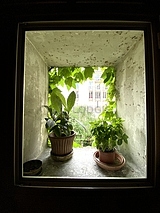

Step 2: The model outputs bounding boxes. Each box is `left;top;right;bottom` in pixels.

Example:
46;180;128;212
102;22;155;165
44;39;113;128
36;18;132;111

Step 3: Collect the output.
26;30;143;67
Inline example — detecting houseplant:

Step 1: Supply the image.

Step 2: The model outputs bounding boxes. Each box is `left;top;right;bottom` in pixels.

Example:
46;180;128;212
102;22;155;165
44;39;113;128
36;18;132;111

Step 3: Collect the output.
44;87;76;160
90;65;128;164
90;117;128;163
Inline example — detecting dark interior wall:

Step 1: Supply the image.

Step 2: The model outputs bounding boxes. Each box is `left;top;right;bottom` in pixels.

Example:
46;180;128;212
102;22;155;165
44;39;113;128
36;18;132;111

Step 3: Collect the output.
1;1;160;212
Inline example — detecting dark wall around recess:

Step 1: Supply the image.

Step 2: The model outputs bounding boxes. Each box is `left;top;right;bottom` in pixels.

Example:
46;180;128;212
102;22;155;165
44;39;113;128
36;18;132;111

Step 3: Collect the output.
1;1;160;212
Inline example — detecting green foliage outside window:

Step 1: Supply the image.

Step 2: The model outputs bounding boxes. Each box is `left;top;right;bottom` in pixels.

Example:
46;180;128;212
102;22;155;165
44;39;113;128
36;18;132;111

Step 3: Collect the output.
47;66;118;147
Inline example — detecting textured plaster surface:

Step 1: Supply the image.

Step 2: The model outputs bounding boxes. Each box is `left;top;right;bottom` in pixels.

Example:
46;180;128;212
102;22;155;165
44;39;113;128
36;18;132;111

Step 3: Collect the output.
26;30;143;67
37;147;145;178
23;37;48;163
116;35;146;172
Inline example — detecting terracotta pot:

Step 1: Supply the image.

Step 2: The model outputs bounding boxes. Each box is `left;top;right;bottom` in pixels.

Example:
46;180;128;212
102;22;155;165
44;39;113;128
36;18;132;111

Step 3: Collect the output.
99;149;116;163
49;131;76;156
93;151;125;171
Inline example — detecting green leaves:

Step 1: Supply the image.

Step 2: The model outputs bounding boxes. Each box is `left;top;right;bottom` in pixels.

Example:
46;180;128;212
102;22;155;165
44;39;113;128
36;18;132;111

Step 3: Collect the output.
46;83;76;137
74;72;84;82
51;87;67;111
51;92;62;113
84;67;94;79
101;66;115;86
65;77;73;89
49;66;116;92
59;68;71;78
67;91;76;113
90;118;128;151
51;87;76;114
46;65;129;143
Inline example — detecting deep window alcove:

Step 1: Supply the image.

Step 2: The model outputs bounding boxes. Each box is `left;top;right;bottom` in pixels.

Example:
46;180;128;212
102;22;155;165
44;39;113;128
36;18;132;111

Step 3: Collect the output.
14;20;156;189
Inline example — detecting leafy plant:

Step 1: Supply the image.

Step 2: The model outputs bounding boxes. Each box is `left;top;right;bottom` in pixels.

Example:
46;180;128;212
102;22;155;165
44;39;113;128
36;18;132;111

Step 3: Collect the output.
90;118;128;152
100;66;117;120
48;67;94;92
90;66;128;152
47;66;128;149
44;87;76;137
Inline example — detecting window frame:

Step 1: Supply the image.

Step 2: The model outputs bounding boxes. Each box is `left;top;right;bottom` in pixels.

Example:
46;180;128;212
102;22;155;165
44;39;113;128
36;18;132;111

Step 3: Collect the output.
14;20;156;189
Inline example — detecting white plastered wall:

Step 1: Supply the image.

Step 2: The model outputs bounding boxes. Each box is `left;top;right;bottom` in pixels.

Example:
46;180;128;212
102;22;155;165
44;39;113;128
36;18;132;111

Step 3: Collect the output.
116;35;146;174
23;37;48;163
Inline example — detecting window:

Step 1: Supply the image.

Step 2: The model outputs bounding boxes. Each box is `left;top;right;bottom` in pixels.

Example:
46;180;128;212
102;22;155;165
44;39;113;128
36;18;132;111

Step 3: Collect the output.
14;20;157;189
96;83;100;90
103;91;106;99
95;91;101;99
89;91;93;99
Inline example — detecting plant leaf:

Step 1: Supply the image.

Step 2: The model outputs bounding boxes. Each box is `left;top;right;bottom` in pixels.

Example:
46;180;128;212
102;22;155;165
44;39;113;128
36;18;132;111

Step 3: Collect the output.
117;139;122;145
72;79;76;89
51;92;62;113
65;77;73;88
45;119;55;130
52;125;61;137
84;67;94;79
67;91;76;113
103;72;112;84
74;72;84;82
101;69;107;79
52;87;67;108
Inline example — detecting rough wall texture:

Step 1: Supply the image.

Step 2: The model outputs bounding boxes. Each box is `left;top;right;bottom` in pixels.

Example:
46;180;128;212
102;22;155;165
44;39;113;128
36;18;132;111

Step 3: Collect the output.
23;37;48;163
23;32;146;176
116;35;146;174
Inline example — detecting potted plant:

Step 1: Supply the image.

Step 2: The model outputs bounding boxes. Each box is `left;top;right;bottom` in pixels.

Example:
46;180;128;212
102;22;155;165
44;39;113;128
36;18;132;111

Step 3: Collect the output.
90;117;128;163
44;87;76;160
